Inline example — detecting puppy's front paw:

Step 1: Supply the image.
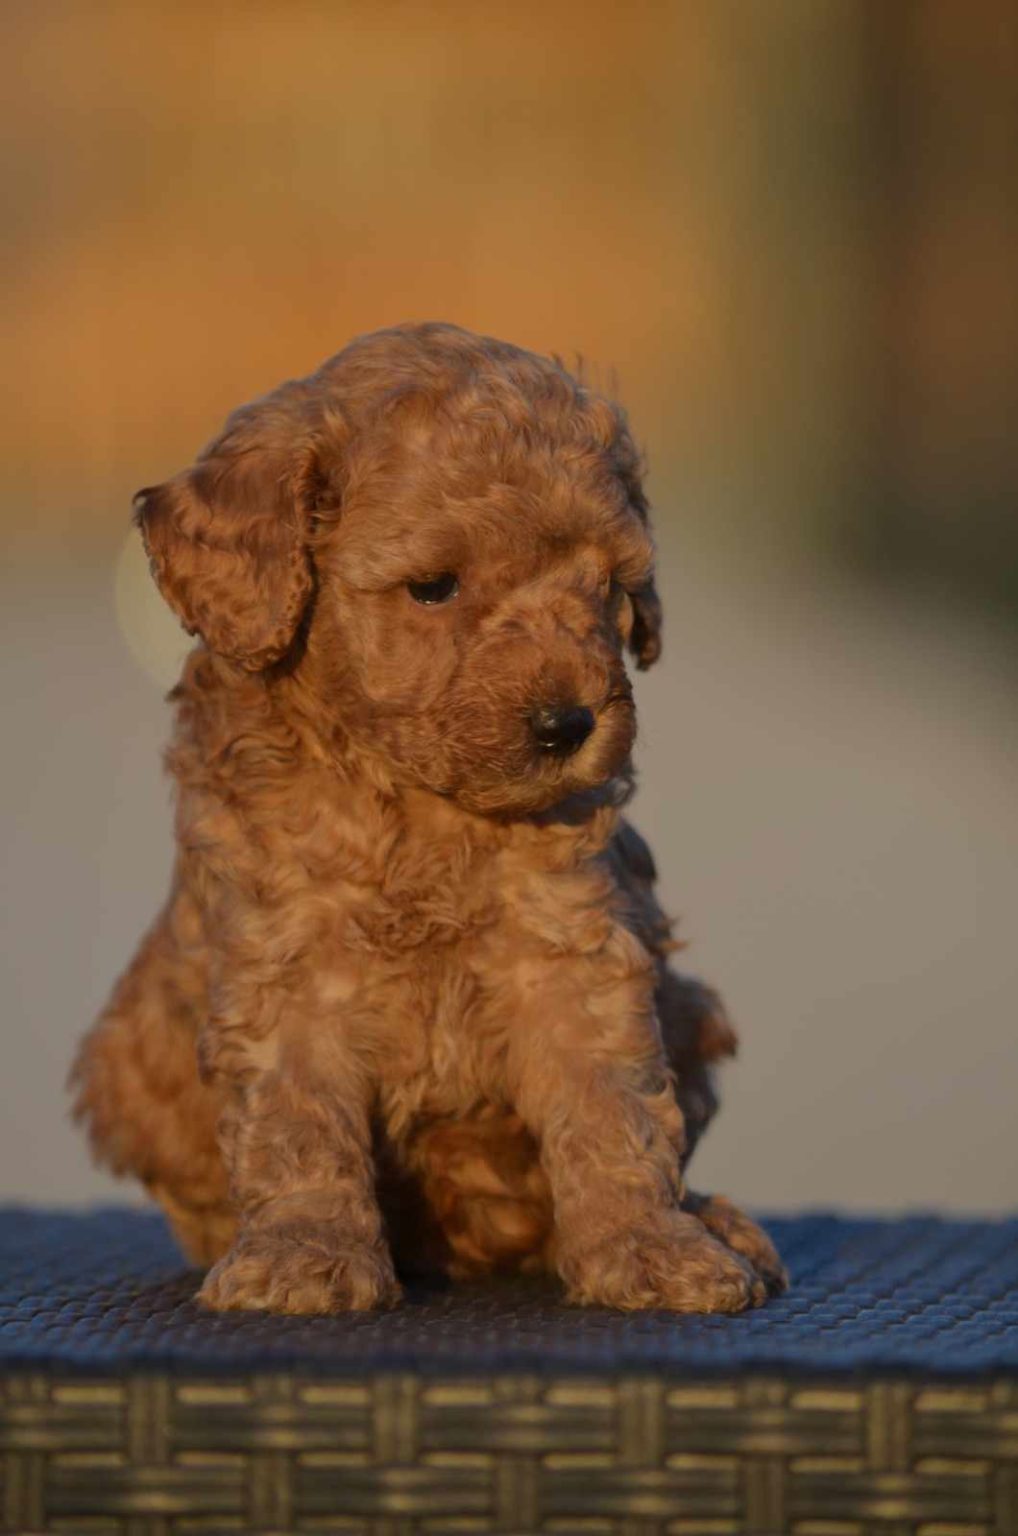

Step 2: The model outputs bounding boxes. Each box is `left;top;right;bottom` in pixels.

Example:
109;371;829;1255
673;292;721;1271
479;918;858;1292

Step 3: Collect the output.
199;1227;402;1314
561;1210;766;1314
684;1193;788;1297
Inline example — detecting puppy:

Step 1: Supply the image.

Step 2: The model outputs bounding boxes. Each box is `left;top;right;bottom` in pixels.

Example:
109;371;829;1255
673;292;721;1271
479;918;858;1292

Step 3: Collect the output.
72;323;786;1313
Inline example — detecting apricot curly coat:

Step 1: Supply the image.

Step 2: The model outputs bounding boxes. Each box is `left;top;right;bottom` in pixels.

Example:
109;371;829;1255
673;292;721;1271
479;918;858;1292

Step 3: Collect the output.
72;323;786;1314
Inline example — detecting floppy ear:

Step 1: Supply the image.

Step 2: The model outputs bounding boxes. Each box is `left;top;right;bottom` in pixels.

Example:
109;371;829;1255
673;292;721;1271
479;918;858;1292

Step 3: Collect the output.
609;429;662;671
629;577;662;670
135;389;319;670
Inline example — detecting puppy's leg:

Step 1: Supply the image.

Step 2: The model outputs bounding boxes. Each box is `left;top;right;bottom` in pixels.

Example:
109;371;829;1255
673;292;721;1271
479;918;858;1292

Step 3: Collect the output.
507;936;764;1314
610;826;786;1294
390;1111;554;1279
198;997;399;1315
681;1192;788;1296
70;886;233;1263
658;970;788;1295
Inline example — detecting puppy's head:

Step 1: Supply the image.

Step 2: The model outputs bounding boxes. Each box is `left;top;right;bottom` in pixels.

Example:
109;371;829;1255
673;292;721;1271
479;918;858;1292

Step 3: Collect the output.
138;323;662;817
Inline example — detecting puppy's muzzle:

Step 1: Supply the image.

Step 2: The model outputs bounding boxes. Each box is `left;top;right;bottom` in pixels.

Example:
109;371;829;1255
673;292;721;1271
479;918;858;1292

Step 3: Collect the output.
530;703;596;757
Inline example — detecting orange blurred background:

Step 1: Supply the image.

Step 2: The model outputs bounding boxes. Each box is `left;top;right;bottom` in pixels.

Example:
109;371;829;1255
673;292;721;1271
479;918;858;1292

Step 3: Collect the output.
2;1;1016;1211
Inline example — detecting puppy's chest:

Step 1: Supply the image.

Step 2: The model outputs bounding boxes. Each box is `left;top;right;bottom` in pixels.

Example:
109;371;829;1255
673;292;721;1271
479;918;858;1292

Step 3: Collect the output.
270;784;497;952
278;787;613;1112
369;863;618;1126
345;841;501;960
373;942;508;1130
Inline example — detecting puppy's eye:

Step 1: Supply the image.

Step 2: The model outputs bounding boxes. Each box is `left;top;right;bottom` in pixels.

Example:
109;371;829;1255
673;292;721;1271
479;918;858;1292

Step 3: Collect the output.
407;572;459;605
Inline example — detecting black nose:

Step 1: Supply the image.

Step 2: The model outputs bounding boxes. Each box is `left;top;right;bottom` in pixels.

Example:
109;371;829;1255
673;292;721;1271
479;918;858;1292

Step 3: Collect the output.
530;703;596;756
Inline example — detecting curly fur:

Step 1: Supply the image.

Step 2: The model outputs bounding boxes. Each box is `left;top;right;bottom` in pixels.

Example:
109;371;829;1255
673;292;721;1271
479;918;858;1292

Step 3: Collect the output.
71;322;786;1313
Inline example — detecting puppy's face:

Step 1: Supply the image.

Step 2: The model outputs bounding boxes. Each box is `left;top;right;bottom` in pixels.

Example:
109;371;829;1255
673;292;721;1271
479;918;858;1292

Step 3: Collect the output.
136;325;663;819
308;439;657;816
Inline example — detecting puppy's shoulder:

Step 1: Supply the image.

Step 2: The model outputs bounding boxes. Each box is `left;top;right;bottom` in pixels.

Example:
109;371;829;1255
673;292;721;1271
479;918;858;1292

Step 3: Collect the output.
607;817;658;888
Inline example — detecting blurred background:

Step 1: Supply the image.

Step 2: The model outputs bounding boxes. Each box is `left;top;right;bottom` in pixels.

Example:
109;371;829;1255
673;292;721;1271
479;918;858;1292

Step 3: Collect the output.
2;1;1016;1213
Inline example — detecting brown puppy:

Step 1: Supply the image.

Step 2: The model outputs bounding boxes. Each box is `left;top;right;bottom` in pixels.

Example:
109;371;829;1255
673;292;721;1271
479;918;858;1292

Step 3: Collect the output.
72;323;786;1313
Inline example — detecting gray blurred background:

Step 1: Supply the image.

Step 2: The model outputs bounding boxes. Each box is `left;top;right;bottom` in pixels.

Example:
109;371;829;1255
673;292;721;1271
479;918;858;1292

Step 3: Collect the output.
2;1;1016;1213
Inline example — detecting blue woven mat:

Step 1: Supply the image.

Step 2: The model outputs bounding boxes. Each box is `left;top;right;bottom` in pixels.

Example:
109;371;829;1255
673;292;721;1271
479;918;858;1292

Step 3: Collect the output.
2;1209;1016;1379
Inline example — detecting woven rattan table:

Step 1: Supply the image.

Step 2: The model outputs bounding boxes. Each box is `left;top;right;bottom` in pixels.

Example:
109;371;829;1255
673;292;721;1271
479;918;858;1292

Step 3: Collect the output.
2;1210;1016;1534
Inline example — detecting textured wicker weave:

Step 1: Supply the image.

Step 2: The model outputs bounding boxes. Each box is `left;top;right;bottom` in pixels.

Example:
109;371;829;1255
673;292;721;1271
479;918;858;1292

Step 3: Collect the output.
2;1210;1017;1533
